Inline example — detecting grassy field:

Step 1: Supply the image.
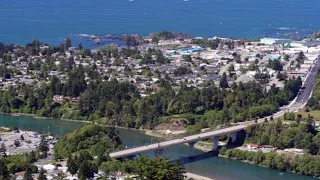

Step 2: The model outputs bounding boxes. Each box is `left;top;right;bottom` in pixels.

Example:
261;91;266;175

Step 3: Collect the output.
295;110;320;121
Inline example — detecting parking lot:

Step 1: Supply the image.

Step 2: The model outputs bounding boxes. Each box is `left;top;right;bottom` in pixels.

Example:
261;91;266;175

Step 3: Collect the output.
0;130;42;155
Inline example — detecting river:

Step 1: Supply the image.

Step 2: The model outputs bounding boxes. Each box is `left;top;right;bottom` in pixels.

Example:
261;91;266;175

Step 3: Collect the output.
0;113;315;180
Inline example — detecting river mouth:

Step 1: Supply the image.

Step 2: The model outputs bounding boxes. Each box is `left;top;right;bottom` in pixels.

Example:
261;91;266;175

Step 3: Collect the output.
0;114;315;180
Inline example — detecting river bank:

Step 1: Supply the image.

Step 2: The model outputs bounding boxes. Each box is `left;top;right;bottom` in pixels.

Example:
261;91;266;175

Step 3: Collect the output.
185;172;214;180
0;114;315;180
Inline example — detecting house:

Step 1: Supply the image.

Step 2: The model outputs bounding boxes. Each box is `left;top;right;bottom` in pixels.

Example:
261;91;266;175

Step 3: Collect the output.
284;148;305;155
260;145;277;151
245;144;260;150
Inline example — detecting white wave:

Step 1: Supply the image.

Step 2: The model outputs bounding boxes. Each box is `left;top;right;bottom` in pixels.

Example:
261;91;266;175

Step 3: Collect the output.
278;27;297;31
278;27;291;30
74;33;97;38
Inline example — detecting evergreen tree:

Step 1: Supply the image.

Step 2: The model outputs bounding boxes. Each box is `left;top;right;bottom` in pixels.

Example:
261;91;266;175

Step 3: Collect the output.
38;168;47;180
67;155;78;176
77;161;97;180
219;72;229;88
65;38;72;50
0;159;9;179
78;43;83;50
0;143;7;157
38;137;49;153
23;166;33;180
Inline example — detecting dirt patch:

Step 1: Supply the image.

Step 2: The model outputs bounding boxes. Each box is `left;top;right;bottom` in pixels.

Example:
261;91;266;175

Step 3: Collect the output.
155;118;188;131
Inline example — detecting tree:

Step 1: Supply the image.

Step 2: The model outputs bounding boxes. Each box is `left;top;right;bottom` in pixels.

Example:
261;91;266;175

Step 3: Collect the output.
53;171;66;180
152;36;160;43
253;150;265;164
78;43;83;50
268;59;283;71
284;54;290;61
67;155;78;176
0;143;6;157
38;168;47;180
277;72;287;81
182;55;192;62
77;161;97;180
65;38;72;50
219;73;229;88
38;137;49;154
124;35;138;47
14;140;20;147
23;166;33;180
101;160;120;178
134;156;185;180
296;51;304;62
0;159;9;179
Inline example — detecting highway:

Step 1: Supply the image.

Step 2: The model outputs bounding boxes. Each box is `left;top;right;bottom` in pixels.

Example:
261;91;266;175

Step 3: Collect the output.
109;55;320;159
295;55;320;103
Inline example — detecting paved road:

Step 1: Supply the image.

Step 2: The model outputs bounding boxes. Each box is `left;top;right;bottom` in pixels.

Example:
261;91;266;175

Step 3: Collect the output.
110;55;320;159
296;55;320;104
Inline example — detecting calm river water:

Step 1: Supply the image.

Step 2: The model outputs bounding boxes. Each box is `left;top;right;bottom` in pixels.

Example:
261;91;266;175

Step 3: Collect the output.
0;113;315;180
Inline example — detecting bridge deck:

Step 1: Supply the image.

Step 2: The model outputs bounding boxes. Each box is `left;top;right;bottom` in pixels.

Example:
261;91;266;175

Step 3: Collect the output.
109;124;250;158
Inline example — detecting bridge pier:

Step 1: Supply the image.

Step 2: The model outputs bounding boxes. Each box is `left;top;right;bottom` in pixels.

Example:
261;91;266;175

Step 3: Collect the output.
188;142;196;156
213;136;219;151
155;148;164;158
231;132;237;143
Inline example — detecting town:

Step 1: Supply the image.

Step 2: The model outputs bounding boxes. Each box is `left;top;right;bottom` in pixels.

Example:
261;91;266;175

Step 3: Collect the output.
1;31;320;180
1;32;320;99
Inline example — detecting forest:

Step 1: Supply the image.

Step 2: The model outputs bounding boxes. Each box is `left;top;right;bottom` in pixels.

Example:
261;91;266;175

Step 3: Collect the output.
221;149;320;177
0;67;302;129
244;120;320;155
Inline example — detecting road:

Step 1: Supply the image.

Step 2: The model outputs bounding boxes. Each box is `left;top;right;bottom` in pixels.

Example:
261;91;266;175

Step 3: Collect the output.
283;54;320;113
110;55;320;159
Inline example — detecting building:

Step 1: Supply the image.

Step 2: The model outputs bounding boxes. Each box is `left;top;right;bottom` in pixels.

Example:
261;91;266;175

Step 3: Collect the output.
260;38;292;45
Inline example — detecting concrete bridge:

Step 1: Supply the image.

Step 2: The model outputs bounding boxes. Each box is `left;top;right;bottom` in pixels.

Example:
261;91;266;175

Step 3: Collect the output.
109;123;251;158
109;55;320;159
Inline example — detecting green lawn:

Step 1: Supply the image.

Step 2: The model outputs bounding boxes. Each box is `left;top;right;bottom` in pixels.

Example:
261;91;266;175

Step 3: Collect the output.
295;110;320;121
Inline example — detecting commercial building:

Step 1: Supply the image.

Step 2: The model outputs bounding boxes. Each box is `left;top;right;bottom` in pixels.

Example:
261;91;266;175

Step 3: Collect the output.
260;38;292;45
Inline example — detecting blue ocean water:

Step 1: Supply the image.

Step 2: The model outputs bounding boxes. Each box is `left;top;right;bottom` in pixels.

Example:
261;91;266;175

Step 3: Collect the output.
0;0;319;47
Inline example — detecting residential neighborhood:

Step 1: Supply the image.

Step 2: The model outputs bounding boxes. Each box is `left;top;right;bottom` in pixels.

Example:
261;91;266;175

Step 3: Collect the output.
1;36;320;99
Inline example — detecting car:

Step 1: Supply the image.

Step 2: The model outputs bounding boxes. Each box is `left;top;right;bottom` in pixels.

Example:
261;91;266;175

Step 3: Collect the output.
184;138;187;140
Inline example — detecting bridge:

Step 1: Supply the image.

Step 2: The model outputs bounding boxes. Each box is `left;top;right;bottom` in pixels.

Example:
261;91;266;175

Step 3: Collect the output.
110;124;249;158
109;55;320;159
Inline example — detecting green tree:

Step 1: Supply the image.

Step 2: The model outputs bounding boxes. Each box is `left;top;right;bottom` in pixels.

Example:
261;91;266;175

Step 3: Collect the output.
23;166;33;180
134;156;185;180
253;150;265;164
78;43;83;50
38;137;49;156
0;159;9;179
53;171;66;180
77;161;97;180
219;72;229;88
101;160;120;178
67;155;78;176
0;143;7;157
65;38;72;50
38;168;47;180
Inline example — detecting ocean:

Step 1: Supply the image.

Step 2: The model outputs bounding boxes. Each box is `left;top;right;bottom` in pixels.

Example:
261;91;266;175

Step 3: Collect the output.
0;0;319;48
